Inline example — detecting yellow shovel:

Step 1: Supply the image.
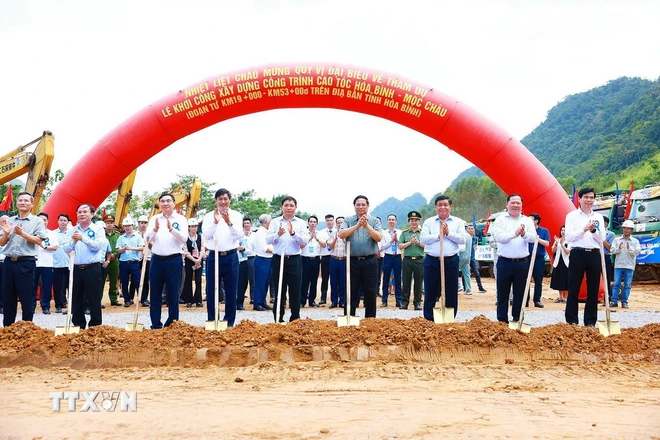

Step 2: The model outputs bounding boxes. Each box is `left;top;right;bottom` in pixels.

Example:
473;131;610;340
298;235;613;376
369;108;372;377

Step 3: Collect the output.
509;238;538;333
433;222;454;324
206;241;227;331
272;247;288;325
337;242;360;327
125;255;149;332
55;252;80;336
597;238;621;336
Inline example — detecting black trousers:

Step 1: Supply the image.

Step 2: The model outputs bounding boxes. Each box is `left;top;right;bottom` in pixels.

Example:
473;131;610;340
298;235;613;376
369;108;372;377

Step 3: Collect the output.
53;267;69;308
566;248;601;326
349;256;378;318
320;255;330;302
3;259;36;327
72;263;103;329
496;257;529;323
271;255;302;322
182;261;202;304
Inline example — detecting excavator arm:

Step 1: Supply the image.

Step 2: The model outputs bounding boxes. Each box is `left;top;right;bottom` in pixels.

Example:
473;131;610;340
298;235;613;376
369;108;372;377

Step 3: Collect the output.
148;178;203;219
115;169;137;226
0;131;55;213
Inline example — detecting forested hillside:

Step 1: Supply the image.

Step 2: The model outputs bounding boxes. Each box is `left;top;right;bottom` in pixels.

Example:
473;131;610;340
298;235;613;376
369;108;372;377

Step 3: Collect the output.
451;76;660;191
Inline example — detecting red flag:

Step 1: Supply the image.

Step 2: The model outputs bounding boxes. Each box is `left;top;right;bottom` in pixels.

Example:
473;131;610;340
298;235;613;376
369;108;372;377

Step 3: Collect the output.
623;180;635;219
573;185;579;208
0;184;13;211
101;207;107;219
483;209;491;234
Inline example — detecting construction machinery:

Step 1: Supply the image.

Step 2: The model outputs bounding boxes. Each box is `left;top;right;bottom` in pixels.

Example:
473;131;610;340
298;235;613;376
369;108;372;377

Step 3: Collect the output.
114;169;137;227
627;183;660;282
148;178;203;220
0;131;55;213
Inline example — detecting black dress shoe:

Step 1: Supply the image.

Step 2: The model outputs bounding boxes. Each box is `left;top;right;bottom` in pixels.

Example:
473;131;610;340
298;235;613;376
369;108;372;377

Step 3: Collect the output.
329;303;338;309
196;302;203;308
141;300;151;307
414;305;422;311
395;302;402;308
43;309;51;315
55;307;62;314
186;303;192;308
124;301;132;307
254;305;266;311
534;302;544;308
110;301;121;306
101;304;106;309
262;304;273;311
310;302;319;308
236;305;245;311
319;300;326;305
479;288;487;293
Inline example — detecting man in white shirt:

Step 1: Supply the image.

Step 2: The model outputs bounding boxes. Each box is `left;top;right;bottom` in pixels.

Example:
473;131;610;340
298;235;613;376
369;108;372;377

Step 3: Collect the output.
491;194;537;323
52;213;71;314
564;187;605;327
252;214;274;311
145;192;188;329
266;196;310;322
420;195;466;322
237;217;254;311
317;214;335;306
301;215;323;308
202;188;243;327
34;212;58;314
379;214;403;308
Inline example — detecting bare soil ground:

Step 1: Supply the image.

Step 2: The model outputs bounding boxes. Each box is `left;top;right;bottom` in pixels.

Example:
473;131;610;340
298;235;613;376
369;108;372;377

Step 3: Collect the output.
1;277;659;439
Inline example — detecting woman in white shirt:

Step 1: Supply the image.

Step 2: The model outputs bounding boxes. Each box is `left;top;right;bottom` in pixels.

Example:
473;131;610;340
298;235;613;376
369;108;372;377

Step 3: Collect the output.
550;225;570;303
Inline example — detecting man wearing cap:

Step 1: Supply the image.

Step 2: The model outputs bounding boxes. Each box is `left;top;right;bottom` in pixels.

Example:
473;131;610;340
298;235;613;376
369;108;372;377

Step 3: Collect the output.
116;217;144;307
145;193;188;329
182;218;204;308
565;187;605;327
610;220;641;308
135;215;151;306
338;195;382;318
102;214;121;306
0;192;47;326
202;188;243;327
399;211;425;310
420;196;466;321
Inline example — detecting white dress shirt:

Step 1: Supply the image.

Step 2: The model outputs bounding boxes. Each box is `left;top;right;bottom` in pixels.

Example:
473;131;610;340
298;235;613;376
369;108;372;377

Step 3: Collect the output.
491;213;537;258
380;228;403;255
266;216;310;256
202;208;243;252
565;208;605;249
420;216;466;257
36;229;59;268
145;213;188;256
317;228;332;256
252;226;273;258
302;232;322;257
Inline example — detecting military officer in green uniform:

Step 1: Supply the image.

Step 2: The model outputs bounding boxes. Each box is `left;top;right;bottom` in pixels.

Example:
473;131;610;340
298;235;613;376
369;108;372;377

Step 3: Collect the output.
102;214;121;306
398;211;425;310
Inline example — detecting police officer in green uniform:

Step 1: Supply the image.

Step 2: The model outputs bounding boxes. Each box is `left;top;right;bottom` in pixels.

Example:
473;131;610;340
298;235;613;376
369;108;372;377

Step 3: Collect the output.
399;211;425;310
102;214;121;305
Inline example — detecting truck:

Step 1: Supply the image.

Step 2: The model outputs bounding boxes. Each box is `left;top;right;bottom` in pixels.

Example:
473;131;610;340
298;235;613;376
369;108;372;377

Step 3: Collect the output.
0;131;54;213
626;183;660;281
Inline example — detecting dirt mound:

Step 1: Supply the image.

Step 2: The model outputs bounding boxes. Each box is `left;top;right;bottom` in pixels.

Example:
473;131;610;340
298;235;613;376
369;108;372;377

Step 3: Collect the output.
1;316;659;369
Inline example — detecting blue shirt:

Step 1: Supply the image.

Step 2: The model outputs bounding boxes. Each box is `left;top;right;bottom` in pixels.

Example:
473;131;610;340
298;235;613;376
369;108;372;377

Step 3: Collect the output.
53;229;71;268
63;223;106;264
529;226;550;258
603;230;615;255
116;233;144;262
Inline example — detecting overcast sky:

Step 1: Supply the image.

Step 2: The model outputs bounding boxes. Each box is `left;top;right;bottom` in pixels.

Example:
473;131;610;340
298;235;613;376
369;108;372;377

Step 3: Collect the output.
1;0;659;218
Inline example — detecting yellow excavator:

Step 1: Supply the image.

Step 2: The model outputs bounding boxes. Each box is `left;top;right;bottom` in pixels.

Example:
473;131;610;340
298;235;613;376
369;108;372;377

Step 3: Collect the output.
0;131;55;213
113;172;202;225
148;178;203;219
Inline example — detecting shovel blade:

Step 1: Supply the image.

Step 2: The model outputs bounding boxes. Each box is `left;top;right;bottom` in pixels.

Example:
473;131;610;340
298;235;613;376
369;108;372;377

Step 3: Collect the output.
337;315;360;327
509;321;532;333
205;320;228;332
433;307;454;324
597;320;621;336
124;323;145;332
54;326;80;336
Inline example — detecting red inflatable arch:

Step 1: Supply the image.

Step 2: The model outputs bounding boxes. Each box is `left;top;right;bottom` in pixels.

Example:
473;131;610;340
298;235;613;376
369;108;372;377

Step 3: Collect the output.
44;62;573;236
